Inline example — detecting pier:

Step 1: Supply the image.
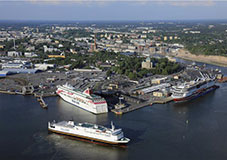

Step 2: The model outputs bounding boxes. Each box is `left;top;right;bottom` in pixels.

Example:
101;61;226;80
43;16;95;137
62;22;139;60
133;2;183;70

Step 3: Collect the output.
0;90;16;95
152;96;173;104
111;100;152;114
111;96;173;115
34;92;57;98
218;77;227;83
37;96;48;109
0;90;49;109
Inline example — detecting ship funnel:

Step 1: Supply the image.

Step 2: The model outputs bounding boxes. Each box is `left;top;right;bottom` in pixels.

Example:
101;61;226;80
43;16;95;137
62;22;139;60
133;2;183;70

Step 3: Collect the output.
64;83;74;89
199;71;205;80
68;121;74;126
84;87;93;95
111;121;115;131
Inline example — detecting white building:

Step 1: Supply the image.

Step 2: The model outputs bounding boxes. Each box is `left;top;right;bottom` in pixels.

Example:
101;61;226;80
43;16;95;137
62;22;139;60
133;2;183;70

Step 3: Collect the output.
26;46;35;51
142;57;153;69
141;35;147;38
116;40;123;44
8;51;22;57
137;83;170;95
58;44;64;48
43;45;58;53
2;63;24;69
74;37;92;42
34;63;55;71
128;45;136;50
24;52;38;58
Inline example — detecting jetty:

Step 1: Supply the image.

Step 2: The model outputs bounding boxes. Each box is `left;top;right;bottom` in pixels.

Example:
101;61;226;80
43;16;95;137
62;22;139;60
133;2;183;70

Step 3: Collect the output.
111;100;153;115
111;96;173;115
34;92;57;98
37;96;48;109
152;96;173;104
22;85;34;95
0;90;16;95
218;77;227;83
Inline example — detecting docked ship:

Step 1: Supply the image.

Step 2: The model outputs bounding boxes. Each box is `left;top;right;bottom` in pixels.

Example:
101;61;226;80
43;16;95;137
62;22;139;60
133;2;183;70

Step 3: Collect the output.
48;120;130;145
56;83;108;114
171;76;218;102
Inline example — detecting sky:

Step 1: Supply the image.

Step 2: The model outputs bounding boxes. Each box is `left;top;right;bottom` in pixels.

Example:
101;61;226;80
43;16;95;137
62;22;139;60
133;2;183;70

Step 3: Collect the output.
0;1;227;21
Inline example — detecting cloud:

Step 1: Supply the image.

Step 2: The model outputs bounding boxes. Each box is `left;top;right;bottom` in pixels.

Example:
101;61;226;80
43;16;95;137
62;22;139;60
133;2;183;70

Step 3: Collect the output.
129;0;216;6
25;0;116;5
167;0;215;6
0;0;217;7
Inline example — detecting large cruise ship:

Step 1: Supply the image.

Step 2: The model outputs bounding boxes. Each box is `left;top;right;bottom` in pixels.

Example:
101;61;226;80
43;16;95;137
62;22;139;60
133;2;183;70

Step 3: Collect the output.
56;83;108;114
171;77;218;102
48;120;130;145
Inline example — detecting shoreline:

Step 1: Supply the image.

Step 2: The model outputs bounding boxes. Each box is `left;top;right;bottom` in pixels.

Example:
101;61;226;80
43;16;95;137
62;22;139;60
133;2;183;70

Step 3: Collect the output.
170;49;227;67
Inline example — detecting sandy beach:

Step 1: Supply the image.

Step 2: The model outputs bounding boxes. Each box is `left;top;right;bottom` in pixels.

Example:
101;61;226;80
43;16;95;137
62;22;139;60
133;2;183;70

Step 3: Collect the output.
170;49;227;67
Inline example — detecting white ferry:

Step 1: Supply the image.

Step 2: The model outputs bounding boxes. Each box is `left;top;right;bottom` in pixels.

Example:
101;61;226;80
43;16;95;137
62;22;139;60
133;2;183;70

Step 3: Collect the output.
48;120;130;145
56;83;108;114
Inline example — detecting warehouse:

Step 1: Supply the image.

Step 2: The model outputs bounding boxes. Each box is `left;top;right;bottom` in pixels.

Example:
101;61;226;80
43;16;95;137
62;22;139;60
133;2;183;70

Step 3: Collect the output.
2;68;40;74
0;70;9;77
136;83;171;95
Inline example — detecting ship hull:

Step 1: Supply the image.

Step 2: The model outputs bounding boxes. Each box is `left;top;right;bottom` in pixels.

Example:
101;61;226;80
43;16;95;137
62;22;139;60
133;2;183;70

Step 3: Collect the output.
57;88;108;114
58;93;97;113
48;128;129;145
173;85;219;102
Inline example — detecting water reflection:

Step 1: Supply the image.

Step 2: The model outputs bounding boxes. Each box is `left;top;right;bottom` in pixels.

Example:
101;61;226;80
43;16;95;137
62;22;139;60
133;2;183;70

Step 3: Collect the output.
56;98;108;125
46;133;128;160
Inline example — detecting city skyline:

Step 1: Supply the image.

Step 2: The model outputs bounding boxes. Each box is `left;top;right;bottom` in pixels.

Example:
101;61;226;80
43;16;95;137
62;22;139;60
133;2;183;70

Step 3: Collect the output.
0;1;227;21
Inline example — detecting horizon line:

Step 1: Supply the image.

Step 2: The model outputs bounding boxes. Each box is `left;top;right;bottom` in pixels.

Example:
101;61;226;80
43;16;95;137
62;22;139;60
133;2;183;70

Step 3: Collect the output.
0;19;227;22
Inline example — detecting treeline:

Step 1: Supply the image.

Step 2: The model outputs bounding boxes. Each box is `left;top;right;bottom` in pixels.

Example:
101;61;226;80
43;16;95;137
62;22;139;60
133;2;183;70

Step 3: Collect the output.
110;56;145;80
168;26;227;56
43;51;181;80
110;57;181;80
46;51;118;69
150;58;181;75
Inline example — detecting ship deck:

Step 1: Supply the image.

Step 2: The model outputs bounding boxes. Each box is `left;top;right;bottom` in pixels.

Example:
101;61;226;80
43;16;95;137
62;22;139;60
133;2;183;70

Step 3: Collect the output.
56;121;74;128
58;85;104;101
55;121;108;131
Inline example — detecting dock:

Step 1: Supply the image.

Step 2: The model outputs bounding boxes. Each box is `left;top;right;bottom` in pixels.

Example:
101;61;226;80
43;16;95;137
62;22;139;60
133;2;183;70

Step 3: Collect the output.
37;96;48;109
0;90;16;95
34;92;57;98
111;96;173;115
218;77;227;83
111;100;153;114
152;96;173;104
